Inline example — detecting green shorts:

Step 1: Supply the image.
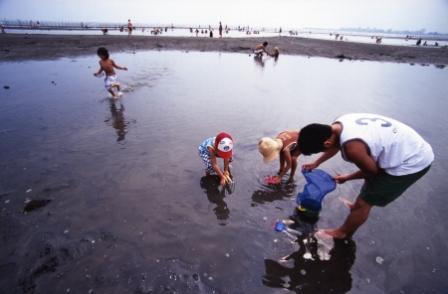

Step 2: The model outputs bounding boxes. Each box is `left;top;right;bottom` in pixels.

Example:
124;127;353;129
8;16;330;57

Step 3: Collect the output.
360;165;431;207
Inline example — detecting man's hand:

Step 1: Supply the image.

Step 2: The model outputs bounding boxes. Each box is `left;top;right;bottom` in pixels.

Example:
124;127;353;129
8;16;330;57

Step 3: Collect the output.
302;162;319;171
333;174;349;184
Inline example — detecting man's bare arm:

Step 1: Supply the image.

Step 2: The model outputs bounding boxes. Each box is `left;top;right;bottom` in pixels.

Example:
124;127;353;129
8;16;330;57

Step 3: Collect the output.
343;140;379;179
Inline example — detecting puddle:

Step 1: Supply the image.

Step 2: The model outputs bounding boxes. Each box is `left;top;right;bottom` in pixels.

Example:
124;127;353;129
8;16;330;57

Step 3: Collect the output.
1;50;447;293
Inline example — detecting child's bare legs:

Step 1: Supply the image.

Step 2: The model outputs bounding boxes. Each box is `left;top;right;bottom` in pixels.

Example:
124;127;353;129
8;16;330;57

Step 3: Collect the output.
107;89;116;97
113;84;121;95
109;84;121;97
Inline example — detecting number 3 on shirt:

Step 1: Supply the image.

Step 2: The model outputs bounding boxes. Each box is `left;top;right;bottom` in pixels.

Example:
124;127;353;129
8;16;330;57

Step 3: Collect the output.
355;117;392;127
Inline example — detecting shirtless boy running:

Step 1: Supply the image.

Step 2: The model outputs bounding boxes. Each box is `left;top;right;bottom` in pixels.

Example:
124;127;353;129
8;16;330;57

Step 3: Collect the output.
94;47;128;98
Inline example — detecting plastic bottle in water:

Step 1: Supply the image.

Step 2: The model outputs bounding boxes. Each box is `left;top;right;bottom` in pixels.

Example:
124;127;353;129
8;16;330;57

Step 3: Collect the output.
274;220;302;240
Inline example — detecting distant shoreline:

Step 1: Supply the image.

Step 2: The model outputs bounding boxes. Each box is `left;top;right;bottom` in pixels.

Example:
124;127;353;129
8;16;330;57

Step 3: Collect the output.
1;34;447;66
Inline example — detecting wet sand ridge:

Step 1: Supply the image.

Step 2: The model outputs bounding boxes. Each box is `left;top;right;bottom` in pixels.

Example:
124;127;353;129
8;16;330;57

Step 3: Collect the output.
1;34;447;65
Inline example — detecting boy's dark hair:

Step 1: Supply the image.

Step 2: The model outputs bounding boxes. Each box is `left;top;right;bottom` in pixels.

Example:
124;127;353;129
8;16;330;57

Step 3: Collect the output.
298;123;332;155
97;47;109;59
263;41;268;46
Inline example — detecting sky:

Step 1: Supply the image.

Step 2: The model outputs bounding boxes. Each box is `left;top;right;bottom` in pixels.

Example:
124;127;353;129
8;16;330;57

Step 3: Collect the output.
1;0;447;32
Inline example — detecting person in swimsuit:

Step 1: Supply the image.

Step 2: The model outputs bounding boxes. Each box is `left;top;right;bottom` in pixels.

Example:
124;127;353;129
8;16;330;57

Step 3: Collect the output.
258;130;301;184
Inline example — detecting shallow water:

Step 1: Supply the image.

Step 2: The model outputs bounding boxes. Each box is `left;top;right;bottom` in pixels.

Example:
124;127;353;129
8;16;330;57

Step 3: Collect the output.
0;51;447;293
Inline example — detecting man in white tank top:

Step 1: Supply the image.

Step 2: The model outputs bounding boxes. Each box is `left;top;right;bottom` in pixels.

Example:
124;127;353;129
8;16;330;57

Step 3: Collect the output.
297;113;434;239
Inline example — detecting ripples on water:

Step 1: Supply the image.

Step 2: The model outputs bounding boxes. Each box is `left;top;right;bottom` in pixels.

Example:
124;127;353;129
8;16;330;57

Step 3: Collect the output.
0;51;447;293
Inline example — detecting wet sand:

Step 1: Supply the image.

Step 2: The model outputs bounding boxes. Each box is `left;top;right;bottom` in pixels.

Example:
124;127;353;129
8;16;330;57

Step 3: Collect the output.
1;33;448;65
1;47;448;293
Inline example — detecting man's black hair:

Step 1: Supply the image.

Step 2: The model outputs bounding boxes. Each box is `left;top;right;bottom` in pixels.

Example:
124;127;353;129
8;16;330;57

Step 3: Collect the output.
263;41;268;46
298;123;332;155
97;47;109;59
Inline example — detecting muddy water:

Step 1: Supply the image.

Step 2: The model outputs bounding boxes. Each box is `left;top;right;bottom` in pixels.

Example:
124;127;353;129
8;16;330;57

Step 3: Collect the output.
0;51;447;293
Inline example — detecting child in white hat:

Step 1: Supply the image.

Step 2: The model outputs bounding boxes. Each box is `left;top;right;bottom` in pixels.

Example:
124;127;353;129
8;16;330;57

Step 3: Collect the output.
258;130;300;184
198;132;234;187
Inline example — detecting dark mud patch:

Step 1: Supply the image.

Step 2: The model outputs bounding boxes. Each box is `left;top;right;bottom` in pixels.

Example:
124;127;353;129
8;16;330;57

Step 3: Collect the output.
17;235;105;294
335;54;352;61
23;199;51;213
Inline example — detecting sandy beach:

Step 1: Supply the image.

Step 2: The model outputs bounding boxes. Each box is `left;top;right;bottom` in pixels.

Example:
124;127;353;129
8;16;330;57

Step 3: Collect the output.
1;34;447;65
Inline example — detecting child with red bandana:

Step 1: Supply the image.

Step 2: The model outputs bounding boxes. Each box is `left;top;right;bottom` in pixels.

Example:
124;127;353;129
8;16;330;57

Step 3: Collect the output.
198;132;234;187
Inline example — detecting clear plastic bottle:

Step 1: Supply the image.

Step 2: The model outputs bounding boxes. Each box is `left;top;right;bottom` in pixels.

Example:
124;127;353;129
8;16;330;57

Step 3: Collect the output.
274;220;302;239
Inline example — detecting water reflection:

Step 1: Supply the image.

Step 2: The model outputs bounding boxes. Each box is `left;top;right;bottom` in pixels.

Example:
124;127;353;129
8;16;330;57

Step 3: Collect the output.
253;55;265;68
200;175;230;223
263;236;356;293
1;50;447;293
251;182;296;205
105;99;128;142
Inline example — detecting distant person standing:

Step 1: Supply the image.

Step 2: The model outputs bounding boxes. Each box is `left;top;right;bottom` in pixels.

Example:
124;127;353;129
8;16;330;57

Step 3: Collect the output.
127;19;133;35
0;23;5;34
210;30;213;38
219;22;223;38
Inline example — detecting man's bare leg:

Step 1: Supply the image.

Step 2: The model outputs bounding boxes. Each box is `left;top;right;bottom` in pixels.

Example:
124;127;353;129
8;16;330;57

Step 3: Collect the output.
339;197;355;209
322;196;372;239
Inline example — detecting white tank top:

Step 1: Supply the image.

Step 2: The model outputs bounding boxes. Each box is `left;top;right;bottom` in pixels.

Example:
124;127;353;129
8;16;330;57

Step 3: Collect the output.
335;113;434;176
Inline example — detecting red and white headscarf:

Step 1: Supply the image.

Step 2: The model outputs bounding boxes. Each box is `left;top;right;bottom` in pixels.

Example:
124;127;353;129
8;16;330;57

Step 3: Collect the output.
214;132;233;159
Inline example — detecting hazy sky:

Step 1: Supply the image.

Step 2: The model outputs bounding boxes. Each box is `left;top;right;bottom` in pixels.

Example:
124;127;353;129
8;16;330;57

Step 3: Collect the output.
1;0;447;32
